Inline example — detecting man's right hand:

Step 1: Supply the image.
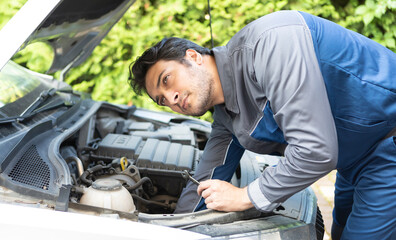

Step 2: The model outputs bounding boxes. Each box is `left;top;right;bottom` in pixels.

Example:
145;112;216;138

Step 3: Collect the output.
197;179;254;212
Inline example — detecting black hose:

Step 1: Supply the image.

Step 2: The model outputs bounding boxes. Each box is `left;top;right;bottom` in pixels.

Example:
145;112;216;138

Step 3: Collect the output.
80;164;110;186
131;194;170;208
80;171;93;185
125;177;155;194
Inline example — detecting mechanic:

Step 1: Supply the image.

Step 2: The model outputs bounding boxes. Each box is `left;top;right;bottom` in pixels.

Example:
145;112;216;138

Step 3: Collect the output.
128;10;396;240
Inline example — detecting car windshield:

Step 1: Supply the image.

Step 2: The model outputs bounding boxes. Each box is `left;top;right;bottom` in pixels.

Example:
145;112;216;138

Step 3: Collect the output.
0;61;42;108
0;61;68;137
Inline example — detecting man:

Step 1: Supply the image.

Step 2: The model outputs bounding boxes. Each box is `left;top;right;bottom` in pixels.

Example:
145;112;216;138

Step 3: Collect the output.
129;10;396;240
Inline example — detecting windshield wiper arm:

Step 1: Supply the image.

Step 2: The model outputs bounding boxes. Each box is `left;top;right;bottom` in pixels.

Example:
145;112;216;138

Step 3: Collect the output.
0;88;65;124
18;88;57;120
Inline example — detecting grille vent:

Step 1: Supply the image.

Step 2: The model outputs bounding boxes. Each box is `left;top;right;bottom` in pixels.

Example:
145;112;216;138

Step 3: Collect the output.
8;145;51;190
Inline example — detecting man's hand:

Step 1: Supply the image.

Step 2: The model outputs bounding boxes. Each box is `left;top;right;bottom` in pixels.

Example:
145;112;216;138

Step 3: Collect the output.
197;179;254;212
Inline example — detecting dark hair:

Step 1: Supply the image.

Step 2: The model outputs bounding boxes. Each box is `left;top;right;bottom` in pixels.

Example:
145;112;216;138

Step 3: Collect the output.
128;37;212;95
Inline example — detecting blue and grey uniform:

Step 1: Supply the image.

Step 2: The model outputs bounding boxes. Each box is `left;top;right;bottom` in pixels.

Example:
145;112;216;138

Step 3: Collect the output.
175;10;396;239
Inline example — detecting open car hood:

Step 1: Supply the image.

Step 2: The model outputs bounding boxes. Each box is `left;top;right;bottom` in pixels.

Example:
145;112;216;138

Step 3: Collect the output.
0;0;135;74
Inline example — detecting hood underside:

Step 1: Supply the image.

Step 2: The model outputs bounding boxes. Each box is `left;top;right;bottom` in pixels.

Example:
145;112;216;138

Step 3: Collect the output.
0;0;135;74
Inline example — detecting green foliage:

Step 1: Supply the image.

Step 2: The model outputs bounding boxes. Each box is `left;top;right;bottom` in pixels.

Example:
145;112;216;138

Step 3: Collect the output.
12;42;53;72
347;0;396;49
1;0;395;123
0;0;27;30
0;0;52;73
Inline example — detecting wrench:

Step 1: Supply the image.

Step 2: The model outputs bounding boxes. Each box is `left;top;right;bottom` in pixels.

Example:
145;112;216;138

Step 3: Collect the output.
182;170;200;185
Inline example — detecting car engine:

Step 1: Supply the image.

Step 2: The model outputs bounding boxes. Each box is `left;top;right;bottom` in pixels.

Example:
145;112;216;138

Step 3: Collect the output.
0;97;324;240
0;99;211;216
60;104;208;214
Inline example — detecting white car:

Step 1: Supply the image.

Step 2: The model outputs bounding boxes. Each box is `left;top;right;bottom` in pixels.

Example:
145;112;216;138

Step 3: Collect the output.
0;1;324;239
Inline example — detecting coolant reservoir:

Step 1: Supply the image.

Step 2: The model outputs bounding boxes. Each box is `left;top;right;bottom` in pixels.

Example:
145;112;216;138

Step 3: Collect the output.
80;178;135;212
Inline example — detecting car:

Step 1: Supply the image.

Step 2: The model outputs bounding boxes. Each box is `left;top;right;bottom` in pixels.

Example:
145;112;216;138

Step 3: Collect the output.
0;0;325;239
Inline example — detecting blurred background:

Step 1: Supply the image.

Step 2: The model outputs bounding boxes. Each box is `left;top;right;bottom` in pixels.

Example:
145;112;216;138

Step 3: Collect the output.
1;0;395;122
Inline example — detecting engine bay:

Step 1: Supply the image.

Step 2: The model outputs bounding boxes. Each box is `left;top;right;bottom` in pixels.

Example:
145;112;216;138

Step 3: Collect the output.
0;100;210;215
61;105;207;214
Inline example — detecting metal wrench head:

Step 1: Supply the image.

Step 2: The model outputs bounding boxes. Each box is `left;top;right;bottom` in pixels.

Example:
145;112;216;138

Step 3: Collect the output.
182;170;200;185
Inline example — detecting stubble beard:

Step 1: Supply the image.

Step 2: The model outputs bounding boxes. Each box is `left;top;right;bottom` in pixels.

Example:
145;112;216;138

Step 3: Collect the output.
187;66;214;116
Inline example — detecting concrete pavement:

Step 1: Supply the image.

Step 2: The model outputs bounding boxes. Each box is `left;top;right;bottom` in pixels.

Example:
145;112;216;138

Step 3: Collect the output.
312;170;337;240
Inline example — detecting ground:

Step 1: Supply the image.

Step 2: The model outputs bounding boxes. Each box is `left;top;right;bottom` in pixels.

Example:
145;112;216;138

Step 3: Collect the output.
312;170;337;240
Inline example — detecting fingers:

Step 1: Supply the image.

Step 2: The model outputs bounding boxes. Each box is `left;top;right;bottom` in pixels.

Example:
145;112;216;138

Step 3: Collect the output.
197;180;222;210
196;179;217;196
205;199;220;211
196;180;254;212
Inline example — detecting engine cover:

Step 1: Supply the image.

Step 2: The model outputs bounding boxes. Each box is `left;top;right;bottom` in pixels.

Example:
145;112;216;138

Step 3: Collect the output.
94;133;199;172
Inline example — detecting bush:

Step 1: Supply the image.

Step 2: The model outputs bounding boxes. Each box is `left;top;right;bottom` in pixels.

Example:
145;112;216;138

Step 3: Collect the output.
1;0;395;122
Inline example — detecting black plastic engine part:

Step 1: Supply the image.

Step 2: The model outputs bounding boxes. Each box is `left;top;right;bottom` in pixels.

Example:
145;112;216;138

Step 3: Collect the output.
94;134;142;159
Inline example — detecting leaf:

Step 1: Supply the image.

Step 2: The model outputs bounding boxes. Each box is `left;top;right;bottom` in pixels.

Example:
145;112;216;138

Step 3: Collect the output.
363;12;375;25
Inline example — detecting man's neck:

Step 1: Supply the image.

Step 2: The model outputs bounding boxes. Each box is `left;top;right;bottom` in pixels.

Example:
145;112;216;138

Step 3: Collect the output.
204;55;224;106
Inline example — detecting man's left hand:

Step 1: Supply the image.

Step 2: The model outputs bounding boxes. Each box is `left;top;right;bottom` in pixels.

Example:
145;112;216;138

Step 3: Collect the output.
197;179;254;212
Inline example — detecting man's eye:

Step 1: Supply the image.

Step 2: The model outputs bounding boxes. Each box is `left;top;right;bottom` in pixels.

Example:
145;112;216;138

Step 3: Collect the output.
163;75;168;85
160;97;166;106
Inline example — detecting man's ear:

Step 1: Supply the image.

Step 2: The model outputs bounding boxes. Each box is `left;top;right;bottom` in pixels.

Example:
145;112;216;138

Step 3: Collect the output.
185;49;202;64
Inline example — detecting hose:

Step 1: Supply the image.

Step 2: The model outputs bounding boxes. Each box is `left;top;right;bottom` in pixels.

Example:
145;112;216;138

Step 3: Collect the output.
131;194;170;209
125;177;156;195
80;164;111;186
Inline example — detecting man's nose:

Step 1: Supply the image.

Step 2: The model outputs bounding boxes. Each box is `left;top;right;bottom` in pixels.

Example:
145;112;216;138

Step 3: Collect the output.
165;91;179;105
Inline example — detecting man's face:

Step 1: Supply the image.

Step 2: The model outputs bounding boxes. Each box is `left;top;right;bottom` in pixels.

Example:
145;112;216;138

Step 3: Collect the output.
145;53;214;116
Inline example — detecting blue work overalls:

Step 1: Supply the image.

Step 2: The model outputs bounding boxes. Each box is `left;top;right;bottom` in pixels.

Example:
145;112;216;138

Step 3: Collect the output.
300;12;396;240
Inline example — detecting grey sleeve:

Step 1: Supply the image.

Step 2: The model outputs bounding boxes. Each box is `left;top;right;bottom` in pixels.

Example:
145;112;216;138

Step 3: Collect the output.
247;14;338;211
